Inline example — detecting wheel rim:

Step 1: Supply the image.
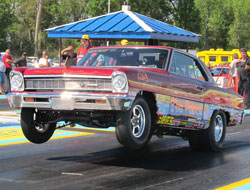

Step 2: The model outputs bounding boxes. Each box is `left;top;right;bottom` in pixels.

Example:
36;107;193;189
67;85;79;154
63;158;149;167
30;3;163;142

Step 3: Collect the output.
35;124;50;133
214;115;224;142
33;111;49;133
130;105;145;138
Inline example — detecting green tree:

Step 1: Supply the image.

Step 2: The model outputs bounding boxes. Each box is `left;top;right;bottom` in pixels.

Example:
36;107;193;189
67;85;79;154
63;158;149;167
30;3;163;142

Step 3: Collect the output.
228;0;250;49
86;0;123;17
173;0;200;34
0;0;17;52
195;0;235;50
7;0;37;56
170;0;201;49
129;0;173;23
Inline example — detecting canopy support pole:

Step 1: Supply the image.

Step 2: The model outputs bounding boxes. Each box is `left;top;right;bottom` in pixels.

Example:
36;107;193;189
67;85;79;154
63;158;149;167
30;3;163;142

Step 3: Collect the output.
59;38;62;66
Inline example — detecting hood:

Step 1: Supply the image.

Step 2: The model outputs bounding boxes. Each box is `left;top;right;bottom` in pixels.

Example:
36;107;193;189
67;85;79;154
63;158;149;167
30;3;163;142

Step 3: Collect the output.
15;66;164;79
20;66;133;77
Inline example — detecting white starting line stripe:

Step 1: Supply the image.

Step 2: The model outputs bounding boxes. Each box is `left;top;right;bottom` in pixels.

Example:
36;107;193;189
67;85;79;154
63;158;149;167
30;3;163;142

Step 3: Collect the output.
62;172;83;176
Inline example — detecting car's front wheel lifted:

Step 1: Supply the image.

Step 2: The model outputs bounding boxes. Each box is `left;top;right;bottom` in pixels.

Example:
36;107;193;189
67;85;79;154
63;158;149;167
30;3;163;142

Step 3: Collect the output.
21;108;56;144
116;96;152;150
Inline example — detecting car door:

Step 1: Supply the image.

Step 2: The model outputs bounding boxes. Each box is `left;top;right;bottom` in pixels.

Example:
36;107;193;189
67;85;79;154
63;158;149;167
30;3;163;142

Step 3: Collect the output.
167;50;209;128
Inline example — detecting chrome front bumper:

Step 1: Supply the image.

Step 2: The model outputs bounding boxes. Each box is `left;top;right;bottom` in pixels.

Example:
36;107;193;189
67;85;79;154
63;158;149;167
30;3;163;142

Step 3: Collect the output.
7;92;134;111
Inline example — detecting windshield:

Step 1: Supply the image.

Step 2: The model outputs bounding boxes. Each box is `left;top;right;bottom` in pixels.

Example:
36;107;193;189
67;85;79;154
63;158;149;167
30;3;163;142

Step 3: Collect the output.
78;47;169;69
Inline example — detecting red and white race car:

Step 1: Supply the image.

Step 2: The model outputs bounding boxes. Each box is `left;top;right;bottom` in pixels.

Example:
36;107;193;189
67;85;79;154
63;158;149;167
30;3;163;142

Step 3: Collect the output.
7;46;244;151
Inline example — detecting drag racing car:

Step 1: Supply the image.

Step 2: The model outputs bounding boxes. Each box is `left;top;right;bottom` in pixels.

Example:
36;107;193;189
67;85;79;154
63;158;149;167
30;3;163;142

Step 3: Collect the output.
7;46;244;151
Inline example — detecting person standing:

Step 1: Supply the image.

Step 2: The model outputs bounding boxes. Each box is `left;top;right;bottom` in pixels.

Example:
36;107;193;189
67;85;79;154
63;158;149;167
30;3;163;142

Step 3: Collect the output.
61;46;73;65
228;53;238;90
14;52;27;67
61;46;77;66
236;48;250;109
38;51;51;67
0;53;7;94
77;34;92;63
2;49;13;79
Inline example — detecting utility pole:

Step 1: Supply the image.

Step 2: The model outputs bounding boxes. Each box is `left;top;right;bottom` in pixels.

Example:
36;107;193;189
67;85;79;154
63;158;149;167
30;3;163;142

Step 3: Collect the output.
108;0;110;14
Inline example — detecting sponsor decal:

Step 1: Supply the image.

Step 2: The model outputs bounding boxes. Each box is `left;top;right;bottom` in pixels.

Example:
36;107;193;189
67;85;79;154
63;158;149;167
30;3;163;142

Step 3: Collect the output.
157;115;174;125
137;71;148;81
193;122;200;128
188;118;197;122
180;121;187;126
171;120;181;125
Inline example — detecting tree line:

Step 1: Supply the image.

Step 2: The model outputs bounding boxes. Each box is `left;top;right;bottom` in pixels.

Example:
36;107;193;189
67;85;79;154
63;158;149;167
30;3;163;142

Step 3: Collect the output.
0;0;249;58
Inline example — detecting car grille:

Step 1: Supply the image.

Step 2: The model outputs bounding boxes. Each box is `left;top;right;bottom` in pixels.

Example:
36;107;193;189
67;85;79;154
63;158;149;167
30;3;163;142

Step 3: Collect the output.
25;77;112;92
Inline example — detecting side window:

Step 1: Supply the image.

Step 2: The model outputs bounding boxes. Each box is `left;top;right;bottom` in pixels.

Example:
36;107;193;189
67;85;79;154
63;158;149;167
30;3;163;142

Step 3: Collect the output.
169;54;176;73
209;56;216;62
221;56;228;62
169;51;207;81
192;61;206;81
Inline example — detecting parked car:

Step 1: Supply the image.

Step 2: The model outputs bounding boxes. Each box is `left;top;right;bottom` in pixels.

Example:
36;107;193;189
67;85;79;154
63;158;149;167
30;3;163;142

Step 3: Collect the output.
26;56;38;67
210;66;231;88
210;65;231;78
7;46;244;151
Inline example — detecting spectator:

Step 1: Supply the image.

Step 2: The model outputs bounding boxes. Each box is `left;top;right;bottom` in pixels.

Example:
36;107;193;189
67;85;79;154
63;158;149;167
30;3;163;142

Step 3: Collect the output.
14;52;27;67
38;51;51;67
77;34;92;63
0;53;7;94
2;49;13;79
236;48;250;109
61;46;73;64
228;53;238;88
61;46;77;66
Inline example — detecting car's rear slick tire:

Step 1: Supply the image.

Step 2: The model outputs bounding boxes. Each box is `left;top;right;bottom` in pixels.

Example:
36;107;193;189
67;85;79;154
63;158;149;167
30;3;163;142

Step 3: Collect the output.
188;110;226;152
21;108;56;144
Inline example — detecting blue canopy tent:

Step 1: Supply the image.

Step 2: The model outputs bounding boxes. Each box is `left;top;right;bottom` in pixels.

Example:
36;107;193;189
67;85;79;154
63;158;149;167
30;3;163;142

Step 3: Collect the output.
46;5;200;44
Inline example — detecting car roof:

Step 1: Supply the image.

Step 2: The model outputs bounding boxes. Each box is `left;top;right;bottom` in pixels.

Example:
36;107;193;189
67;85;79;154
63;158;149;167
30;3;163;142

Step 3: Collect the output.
90;45;173;50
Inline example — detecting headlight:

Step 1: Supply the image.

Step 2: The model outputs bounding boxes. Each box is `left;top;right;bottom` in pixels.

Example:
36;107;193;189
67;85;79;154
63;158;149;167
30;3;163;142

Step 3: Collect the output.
112;71;128;93
10;71;24;91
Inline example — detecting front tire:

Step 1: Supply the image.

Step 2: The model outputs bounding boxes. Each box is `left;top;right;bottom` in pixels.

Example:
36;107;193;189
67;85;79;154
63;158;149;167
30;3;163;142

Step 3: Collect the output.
188;110;226;152
21;108;56;144
116;96;152;150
